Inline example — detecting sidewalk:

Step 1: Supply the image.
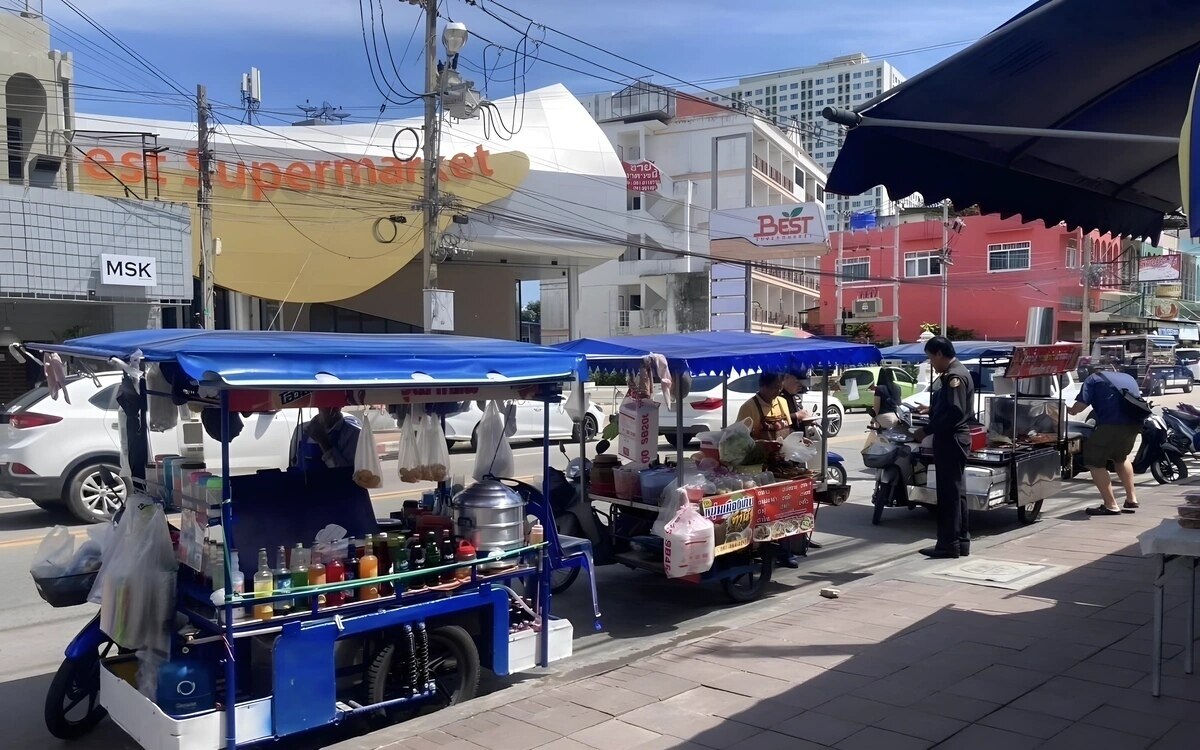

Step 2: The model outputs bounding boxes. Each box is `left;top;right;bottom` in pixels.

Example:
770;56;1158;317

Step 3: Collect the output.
343;482;1200;750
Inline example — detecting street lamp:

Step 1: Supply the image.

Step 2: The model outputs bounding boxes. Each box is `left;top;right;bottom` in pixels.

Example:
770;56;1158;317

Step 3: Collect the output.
442;22;468;56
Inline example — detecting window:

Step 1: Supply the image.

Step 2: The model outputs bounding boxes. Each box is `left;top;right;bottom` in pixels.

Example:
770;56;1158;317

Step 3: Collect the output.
905;250;942;278
790;82;798;89
755;88;763;94
790;93;798;100
838;258;870;282
853;72;862;79
88;384;119;411
988;241;1032;272
853;94;862;101
1065;238;1080;269
853;83;862;89
6;117;22;181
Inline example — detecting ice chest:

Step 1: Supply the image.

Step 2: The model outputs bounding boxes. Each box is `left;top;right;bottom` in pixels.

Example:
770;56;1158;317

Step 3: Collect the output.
927;465;1007;500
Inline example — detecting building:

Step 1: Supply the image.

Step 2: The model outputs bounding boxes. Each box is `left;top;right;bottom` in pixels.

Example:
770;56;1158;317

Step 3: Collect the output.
548;84;829;342
0;9;192;400
704;54;907;231
815;211;1200;344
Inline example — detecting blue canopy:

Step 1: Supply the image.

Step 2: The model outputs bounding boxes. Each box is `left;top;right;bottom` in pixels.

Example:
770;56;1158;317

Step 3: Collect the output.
880;340;1016;364
35;330;588;388
554;332;880;375
826;0;1199;241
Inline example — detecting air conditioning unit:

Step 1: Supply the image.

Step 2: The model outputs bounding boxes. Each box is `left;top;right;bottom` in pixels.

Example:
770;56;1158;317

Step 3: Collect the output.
854;298;881;317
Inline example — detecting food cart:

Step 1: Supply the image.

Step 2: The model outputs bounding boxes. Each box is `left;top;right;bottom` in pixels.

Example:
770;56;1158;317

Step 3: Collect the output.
870;343;1080;525
553;332;880;602
30;330;590;750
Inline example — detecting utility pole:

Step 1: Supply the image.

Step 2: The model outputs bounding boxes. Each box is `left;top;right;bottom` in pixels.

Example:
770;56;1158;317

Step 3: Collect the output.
1082;234;1093;356
420;0;440;333
835;214;845;336
892;205;900;344
197;84;215;330
940;201;948;336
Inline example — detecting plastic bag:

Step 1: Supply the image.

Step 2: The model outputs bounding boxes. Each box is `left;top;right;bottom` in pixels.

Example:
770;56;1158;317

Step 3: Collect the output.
653;470;704;538
352;415;383;488
420;414;451;483
663;494;715;578
397;414;420;483
146;364;178;432
718;419;755;465
473;401;516;481
96;500;178;652
782;432;819;464
68;523;110;576
846;378;861;403
618;396;659;466
30;526;75;578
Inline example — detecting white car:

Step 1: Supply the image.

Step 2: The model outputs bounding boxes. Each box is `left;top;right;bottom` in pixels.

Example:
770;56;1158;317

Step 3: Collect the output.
656;373;844;447
903;364;1081;419
444;399;605;451
0;373;304;523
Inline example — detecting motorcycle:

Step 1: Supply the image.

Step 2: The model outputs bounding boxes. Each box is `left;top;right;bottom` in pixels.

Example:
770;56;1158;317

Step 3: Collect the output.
1067;413;1188;484
1160;407;1200;457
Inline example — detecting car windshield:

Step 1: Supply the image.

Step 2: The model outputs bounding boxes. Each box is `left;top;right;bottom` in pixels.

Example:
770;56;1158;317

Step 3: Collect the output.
840;370;874;387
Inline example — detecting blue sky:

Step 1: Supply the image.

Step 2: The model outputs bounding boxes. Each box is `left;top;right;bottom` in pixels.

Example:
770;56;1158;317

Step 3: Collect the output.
33;0;1032;127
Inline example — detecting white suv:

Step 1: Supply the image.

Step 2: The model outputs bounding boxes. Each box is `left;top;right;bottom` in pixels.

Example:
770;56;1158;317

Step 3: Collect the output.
0;373;304;522
657;373;843;447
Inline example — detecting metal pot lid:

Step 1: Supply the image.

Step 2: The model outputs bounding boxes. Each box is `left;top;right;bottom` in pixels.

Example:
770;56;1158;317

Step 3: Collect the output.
453;479;523;508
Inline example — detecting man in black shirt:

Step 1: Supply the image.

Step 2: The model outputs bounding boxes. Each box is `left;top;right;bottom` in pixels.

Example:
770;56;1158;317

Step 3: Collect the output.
913;337;975;559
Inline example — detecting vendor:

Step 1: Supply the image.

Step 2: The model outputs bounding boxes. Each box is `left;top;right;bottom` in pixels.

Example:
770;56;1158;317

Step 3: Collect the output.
290;407;361;471
782;370;815;431
736;372;793;440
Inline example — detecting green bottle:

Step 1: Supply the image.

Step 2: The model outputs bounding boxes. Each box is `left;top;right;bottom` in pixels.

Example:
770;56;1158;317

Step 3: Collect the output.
423;532;442;587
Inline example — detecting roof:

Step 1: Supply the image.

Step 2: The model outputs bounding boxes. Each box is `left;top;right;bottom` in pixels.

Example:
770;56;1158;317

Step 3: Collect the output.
879;340;1017;364
33;330;587;389
554;332;880;374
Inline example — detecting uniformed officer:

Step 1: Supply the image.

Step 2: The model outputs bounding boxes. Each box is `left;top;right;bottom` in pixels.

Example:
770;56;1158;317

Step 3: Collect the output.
913;336;975;559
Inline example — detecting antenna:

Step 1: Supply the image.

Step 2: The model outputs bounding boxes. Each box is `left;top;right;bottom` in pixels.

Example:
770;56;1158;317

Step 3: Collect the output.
240;66;262;124
294;99;349;126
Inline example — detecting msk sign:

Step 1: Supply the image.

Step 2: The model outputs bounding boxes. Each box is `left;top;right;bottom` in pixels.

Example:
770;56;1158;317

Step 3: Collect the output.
100;253;157;287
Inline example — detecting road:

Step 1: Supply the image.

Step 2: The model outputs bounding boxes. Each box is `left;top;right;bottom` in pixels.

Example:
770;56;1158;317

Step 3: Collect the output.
5;390;1200;748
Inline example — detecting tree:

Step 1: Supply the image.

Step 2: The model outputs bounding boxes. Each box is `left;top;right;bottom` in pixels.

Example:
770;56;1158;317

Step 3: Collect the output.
844;322;875;343
918;323;977;341
520;300;541;323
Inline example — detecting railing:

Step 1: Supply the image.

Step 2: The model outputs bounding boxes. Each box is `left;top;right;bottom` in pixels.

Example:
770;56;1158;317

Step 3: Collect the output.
751;308;806;328
755;266;821;294
752;154;795;193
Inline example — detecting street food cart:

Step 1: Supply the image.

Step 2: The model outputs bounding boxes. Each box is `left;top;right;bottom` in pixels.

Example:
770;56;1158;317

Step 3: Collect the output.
869;343;1080;525
553;332;880;602
29;330;589;750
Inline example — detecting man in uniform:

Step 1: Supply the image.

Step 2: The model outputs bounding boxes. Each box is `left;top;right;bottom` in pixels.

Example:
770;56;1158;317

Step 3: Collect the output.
913;336;975;559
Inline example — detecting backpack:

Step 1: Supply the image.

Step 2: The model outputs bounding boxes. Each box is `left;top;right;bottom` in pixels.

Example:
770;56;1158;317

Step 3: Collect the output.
1098;372;1153;421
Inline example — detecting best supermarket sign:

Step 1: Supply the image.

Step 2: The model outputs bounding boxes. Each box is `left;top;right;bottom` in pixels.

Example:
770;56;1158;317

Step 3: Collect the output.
710;202;828;249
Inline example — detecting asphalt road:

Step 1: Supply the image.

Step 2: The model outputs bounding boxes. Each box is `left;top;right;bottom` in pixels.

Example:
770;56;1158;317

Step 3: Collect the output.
5;390;1200;749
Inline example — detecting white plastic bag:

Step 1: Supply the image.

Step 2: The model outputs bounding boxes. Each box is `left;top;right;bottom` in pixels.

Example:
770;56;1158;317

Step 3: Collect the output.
718;419;756;465
68;523;110;576
415;414;451;483
30;526;75;578
397;414;420;483
782;432;819;464
146;364;178;432
353;415;383;488
846;378;861;403
96;501;178;652
473;401;516;481
663;494;715;579
618;396;659;466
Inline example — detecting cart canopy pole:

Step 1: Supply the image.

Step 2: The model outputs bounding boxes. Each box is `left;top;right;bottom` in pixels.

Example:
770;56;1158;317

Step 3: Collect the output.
675;370;685;486
540;392;552;667
219;390;238;750
721;377;729;429
819;368;829;488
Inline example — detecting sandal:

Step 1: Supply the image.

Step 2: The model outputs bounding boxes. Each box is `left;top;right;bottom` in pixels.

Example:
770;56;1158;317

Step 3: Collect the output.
1086;506;1122;516
1122;502;1139;513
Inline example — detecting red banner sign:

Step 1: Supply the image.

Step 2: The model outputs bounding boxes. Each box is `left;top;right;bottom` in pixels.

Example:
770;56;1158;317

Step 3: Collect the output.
622;160;662;193
1005;344;1081;379
698;478;814;555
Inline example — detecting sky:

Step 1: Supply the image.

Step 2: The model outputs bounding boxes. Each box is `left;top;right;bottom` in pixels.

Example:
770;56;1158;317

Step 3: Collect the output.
28;0;1034;127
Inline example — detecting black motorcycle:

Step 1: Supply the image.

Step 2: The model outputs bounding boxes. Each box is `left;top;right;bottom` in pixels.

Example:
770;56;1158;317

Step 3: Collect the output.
1068;413;1188;484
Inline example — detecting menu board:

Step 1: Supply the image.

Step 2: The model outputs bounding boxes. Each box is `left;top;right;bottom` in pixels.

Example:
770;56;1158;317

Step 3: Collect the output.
1005;344;1081;379
697;478;815;556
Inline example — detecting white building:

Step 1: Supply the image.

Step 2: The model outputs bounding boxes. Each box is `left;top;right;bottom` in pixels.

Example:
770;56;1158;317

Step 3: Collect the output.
705;54;907;231
544;83;828;342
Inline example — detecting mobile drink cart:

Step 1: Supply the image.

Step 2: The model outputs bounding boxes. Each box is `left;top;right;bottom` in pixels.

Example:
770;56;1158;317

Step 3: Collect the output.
888;343;1080;525
553;332;880;602
31;330;591;750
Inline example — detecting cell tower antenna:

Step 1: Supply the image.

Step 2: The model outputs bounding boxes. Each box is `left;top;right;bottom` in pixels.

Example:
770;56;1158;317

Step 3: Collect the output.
240;67;262;124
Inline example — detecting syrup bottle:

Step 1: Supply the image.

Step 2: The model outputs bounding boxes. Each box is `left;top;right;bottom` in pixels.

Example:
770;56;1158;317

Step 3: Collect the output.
359;534;380;600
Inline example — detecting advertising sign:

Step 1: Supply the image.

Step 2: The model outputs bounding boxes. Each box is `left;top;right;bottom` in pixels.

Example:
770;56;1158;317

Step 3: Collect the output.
710;203;829;259
622;160;662;192
100;253;157;287
1005;344;1082;379
1138;255;1182;282
697;478;815;555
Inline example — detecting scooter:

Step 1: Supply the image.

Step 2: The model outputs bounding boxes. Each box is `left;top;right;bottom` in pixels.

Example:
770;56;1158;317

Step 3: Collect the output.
1067;413;1188;484
1160;408;1200;457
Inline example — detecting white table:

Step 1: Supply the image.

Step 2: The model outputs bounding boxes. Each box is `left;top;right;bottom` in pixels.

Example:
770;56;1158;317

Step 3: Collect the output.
1137;520;1200;696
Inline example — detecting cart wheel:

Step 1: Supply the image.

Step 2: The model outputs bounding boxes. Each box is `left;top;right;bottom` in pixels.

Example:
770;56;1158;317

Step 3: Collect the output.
720;553;775;603
1017;499;1043;525
871;484;888;526
1151;455;1189;484
366;625;480;724
45;641;113;740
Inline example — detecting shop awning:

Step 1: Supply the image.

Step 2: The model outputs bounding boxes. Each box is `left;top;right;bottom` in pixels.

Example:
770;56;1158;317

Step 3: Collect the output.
34;330;588;388
825;0;1200;241
880;340;1016;364
554;331;880;375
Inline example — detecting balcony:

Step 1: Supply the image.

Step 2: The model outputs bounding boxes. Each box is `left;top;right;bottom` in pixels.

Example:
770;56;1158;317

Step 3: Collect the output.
751;307;807;329
752;154;794;193
754;266;822;296
613;308;667;334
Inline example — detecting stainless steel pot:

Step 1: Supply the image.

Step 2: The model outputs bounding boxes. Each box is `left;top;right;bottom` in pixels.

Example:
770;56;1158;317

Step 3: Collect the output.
452;480;526;571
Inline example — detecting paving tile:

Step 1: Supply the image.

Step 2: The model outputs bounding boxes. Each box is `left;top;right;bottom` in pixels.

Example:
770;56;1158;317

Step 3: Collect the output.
1064;659;1148;688
1038;722;1151;750
812;695;896;725
595;668;700;700
947;664;1052;704
1010;676;1118;721
908;691;1000;723
1149;721;1200;750
1081;705;1178;740
469;725;562;750
836;726;932;750
773;710;864;746
977;706;1072;740
872;709;966;743
622;703;760;749
726;729;827;750
568;719;661;750
931;724;1042;750
630;739;710;750
554;684;658;716
531;740;594;750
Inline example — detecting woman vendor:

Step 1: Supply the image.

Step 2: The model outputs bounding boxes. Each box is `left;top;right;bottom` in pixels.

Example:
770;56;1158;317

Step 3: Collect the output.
736;372;795;440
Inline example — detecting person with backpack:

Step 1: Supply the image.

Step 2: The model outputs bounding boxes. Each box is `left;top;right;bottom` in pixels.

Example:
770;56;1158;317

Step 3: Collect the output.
1068;364;1142;516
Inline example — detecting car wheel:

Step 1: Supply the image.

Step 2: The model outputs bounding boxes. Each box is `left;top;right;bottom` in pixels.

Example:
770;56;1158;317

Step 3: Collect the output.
572;414;599;443
825;462;847;486
469;425;479;453
31;497;66;513
1186;379;1194;394
823;405;843;437
65;462;127;523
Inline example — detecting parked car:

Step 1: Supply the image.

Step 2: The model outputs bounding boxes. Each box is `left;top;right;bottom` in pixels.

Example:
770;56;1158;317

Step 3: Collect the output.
0;373;304;523
657;373;844;446
444;399;605;451
835;366;921;411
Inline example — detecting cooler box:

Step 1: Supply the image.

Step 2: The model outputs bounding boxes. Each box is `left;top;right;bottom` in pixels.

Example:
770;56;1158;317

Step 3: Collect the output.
927;465;1008;501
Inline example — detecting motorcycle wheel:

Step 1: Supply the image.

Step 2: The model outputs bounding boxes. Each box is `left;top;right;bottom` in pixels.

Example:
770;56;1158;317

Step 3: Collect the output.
871;482;889;526
1151;455;1189;484
45;641;113;740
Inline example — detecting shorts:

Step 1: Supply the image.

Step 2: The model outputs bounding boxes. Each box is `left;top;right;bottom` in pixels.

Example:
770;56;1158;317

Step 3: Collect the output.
1083;423;1140;469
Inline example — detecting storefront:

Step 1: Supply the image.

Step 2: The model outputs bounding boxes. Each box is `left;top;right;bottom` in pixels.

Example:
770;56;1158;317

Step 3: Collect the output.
71;85;627;339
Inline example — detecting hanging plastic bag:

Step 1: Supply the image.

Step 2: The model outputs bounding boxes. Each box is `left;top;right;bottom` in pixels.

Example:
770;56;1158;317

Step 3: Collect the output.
146;364;178;432
718;418;756;465
96;499;178;652
418;414;451;483
30;526;75;578
397;414;420;483
474;401;516;481
663;493;715;578
352;414;383;489
618;395;659;466
653;471;704;537
782;432;819;464
846;377;861;403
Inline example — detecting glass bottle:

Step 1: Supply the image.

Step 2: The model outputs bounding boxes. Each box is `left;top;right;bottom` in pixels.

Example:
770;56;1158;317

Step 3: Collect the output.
393;535;410;589
229;549;245;621
359;534;380;600
307;547;327;609
291;543;310;609
424;532;442;587
253;548;273;621
408;537;425;589
273;545;293;615
375;532;393;596
343;541;359;603
440;530;457;584
325;550;345;608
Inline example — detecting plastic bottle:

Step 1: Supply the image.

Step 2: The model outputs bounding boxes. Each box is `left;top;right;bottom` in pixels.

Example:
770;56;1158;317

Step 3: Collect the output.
528;522;544;546
375;532;393;597
308;548;327;609
408;537;425;590
440;530;457;584
359;534;380;600
229;549;245;621
455;538;476;582
325;552;345;608
291;543;310;609
344;541;359;604
423;532;442;587
253;548;273;621
273;545;292;615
